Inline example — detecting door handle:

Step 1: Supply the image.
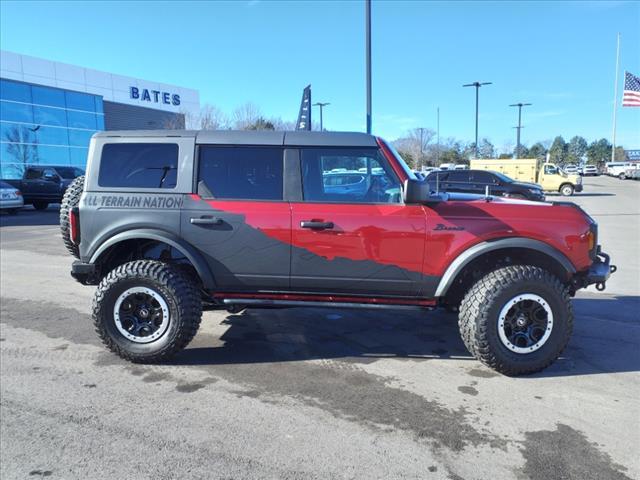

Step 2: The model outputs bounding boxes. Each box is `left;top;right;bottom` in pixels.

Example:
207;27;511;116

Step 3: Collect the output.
190;216;223;225
300;220;334;230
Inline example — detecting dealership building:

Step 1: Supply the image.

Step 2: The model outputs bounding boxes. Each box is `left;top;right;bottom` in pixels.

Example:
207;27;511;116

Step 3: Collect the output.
0;50;200;178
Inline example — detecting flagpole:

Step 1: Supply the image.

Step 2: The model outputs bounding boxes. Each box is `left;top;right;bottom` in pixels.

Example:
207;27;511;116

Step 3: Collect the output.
611;33;621;163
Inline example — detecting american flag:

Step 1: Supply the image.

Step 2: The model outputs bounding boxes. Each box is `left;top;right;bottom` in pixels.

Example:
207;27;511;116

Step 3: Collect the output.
622;71;640;107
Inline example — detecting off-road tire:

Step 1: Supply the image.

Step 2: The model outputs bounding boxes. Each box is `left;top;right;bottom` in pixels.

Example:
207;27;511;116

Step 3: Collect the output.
93;260;202;363
559;184;574;196
59;175;84;258
33;201;49;210
458;265;573;376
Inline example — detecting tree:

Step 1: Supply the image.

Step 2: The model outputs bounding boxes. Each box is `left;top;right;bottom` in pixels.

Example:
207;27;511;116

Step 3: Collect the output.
567;136;588;164
232;102;262;130
477;138;495;159
528;142;547;161
586;138;612;165
181;104;229;130
2;125;38;175
548;136;567;165
392;128;435;169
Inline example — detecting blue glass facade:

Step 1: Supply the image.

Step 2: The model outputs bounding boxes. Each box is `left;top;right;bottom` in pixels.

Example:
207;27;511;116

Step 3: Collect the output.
0;78;104;178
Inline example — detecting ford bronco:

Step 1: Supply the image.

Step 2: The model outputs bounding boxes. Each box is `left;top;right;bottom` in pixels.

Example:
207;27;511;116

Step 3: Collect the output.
60;130;615;375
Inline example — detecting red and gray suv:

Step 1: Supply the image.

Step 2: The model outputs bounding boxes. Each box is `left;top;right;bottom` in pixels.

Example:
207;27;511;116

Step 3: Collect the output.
60;130;614;375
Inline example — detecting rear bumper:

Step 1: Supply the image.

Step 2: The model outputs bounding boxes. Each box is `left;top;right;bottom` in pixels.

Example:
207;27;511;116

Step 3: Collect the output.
0;198;24;209
70;260;97;285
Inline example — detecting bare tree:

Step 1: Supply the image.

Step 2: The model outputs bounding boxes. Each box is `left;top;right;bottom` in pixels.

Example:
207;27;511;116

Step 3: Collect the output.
232;102;262;130
393;127;436;169
3;125;38;175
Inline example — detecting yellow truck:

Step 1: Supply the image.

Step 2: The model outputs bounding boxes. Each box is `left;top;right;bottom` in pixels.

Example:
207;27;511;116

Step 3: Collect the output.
469;158;583;196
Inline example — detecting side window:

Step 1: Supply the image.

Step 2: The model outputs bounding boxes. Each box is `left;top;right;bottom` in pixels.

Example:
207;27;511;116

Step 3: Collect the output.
198;146;283;201
472;171;494;183
301;148;401;203
98;143;178;189
25;168;42;180
446;171;470;182
544;165;557;175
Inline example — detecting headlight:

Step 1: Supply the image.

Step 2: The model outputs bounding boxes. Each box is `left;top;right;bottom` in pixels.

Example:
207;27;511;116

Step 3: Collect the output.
528;188;543;195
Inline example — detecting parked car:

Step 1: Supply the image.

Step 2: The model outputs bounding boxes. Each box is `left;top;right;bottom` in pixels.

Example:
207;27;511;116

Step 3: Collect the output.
605;162;638;179
580;165;598;176
426;169;545;201
2;165;85;210
0;180;23;214
470;158;582;196
563;164;579;175
59;130;615;376
630;170;640;181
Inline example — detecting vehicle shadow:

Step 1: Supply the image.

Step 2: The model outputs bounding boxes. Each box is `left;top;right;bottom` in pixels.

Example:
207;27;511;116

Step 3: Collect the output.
173;294;640;377
0;206;60;227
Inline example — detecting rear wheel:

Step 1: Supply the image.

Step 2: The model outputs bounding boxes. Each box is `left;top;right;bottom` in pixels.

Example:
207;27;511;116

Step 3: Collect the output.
32;201;49;210
93;260;202;363
59;175;85;258
458;265;573;375
559;184;574;196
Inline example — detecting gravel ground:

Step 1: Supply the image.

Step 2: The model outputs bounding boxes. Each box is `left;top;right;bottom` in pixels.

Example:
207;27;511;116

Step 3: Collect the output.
0;175;638;480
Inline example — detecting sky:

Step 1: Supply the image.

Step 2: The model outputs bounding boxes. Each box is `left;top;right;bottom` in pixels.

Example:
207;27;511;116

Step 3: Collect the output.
1;0;639;151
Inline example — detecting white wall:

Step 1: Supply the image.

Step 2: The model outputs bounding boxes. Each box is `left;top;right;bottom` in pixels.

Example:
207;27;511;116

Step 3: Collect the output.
0;50;200;118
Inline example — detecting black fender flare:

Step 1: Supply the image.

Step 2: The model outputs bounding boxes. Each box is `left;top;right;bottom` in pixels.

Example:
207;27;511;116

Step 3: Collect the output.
434;237;577;297
89;228;215;290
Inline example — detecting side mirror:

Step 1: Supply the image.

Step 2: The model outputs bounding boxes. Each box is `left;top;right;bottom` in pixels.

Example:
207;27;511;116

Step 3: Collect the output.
403;178;447;204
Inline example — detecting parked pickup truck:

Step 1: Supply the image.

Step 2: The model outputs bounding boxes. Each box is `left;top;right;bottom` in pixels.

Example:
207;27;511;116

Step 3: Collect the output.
4;165;85;210
59;130;614;376
470;158;582;196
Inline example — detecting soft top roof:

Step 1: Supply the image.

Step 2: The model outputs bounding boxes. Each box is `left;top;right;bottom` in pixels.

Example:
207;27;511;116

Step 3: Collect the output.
93;130;378;147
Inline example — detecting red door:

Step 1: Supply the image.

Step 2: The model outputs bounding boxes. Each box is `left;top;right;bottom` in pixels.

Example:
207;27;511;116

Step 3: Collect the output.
290;203;427;296
289;146;428;297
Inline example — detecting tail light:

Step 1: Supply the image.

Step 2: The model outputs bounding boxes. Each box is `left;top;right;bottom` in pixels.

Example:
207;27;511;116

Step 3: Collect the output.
69;207;80;245
15;190;22;196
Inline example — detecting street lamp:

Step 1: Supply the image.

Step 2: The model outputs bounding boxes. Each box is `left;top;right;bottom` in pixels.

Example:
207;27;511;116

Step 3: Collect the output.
365;0;372;134
313;102;330;131
509;103;532;158
463;81;492;157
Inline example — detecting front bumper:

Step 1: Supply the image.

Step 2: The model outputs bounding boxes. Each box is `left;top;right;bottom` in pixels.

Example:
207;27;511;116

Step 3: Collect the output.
71;260;97;285
580;248;616;291
574;184;583;192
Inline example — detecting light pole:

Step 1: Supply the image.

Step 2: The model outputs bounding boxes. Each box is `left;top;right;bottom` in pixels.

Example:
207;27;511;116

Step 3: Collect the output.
436;107;440;165
463;81;492;157
416;127;426;170
365;0;372;134
313;102;330;131
509;102;532;158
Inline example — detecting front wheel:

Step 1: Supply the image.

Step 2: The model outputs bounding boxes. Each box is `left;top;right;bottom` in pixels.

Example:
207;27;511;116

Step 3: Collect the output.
458;265;573;376
559;184;574;196
93;260;202;363
618;173;626;180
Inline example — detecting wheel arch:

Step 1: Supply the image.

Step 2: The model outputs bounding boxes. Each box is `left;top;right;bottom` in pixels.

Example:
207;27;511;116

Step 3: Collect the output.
89;229;215;290
435;238;576;298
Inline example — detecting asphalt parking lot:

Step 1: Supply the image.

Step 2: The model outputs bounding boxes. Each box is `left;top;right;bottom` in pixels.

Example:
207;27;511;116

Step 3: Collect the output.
1;175;638;480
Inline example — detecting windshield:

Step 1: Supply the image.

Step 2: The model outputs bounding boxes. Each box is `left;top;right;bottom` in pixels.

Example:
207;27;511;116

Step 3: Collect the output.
381;140;417;180
54;167;84;179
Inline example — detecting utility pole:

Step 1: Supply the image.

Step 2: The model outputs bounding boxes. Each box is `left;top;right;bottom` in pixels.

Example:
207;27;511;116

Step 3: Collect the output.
436;107;440;165
509;102;532;158
365;0;372;134
611;32;621;163
313;102;330;131
463;81;492;158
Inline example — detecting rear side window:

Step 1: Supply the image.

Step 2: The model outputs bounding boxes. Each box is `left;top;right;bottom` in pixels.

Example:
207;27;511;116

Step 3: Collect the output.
198;146;283;200
98;143;178;189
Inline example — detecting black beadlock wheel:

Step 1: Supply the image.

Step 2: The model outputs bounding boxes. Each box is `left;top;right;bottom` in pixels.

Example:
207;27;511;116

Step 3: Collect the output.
458;265;573;376
93;260;202;363
59;175;84;258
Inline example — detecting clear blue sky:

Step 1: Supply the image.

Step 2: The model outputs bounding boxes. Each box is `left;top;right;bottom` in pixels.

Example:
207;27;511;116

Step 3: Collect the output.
2;0;639;150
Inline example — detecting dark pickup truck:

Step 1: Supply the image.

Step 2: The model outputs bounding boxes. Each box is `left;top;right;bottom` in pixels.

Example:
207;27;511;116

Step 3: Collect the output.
4;165;84;210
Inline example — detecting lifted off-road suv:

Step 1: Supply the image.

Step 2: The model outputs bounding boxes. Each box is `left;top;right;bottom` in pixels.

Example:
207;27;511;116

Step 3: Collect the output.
60;130;615;375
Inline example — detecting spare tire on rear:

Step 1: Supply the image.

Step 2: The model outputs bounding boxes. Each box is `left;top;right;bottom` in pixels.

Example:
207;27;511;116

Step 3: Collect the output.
59;175;85;258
